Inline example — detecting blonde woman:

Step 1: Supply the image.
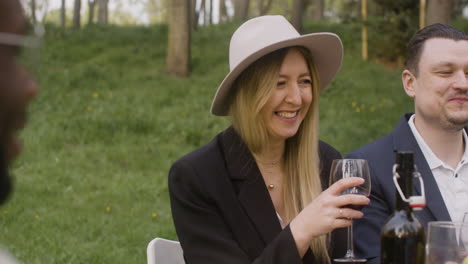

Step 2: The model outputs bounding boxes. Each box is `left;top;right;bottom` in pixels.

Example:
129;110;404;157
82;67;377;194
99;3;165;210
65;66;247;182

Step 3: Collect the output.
169;15;369;264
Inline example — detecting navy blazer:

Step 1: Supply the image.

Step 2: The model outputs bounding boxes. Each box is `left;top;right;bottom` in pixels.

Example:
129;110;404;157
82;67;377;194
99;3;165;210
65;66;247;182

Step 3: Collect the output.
347;113;467;264
169;127;346;264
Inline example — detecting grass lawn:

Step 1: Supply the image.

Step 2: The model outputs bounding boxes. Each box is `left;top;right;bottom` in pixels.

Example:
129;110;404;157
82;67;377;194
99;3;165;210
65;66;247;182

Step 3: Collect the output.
0;21;415;263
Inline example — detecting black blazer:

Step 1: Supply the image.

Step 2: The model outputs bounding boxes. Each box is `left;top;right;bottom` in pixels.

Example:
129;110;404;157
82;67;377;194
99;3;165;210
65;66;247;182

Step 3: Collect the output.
347;113;467;264
169;127;346;264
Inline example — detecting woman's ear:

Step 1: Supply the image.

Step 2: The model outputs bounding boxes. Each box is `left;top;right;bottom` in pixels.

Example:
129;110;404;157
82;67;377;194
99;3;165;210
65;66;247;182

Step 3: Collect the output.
402;69;416;98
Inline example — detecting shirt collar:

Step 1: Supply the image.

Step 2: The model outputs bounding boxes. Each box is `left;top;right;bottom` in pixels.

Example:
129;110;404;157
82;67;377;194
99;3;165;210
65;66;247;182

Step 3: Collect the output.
408;115;468;170
408;114;445;170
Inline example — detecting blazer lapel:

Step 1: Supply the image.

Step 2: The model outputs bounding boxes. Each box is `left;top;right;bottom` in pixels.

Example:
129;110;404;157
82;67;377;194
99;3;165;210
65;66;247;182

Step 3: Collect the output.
392;114;451;221
220;127;283;245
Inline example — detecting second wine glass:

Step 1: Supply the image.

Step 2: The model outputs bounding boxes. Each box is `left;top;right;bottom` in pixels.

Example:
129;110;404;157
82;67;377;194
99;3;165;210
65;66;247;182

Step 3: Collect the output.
329;159;371;263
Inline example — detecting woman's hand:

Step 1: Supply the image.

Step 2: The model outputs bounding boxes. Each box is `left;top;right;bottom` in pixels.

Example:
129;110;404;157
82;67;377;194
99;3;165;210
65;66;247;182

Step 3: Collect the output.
289;177;370;256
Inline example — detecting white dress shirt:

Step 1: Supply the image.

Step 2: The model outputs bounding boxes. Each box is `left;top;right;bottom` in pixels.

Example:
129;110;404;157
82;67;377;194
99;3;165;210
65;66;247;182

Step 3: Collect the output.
408;114;468;222
276;211;286;229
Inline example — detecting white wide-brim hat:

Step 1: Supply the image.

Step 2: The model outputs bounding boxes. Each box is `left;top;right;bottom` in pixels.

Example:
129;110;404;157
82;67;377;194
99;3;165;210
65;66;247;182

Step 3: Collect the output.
211;15;343;116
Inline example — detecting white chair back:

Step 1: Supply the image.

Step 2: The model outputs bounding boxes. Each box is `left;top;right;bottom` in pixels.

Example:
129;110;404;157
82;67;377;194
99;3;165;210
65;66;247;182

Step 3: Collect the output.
147;237;185;264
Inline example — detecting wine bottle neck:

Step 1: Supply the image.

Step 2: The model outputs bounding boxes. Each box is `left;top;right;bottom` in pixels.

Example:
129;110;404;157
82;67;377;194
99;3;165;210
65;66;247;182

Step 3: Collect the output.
395;167;413;212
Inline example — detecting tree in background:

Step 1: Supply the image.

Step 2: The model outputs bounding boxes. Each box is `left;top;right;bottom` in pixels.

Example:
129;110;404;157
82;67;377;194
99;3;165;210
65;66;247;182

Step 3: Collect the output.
310;0;324;20
20;0;50;23
208;0;213;25
88;0;97;24
452;0;468;19
197;0;206;27
368;0;419;66
31;0;37;24
257;0;273;16
234;0;249;21
426;0;453;25
166;0;191;77
191;0;199;29
98;0;109;24
291;0;305;32
73;0;81;29
60;0;66;27
219;0;229;22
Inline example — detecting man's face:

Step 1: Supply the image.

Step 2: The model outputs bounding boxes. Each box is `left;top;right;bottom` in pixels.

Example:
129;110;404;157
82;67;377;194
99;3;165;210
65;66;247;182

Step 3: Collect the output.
0;0;38;203
404;38;468;130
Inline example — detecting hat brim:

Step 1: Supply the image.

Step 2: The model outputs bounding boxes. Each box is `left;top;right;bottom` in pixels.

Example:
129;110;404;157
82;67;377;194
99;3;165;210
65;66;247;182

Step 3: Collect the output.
211;32;343;116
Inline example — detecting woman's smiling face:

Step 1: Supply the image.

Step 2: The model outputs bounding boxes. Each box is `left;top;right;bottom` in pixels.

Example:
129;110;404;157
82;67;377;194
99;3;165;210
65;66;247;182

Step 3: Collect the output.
261;48;313;144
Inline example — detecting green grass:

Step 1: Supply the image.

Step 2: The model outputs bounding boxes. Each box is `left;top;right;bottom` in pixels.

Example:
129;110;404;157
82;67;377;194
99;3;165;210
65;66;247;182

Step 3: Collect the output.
0;20;418;263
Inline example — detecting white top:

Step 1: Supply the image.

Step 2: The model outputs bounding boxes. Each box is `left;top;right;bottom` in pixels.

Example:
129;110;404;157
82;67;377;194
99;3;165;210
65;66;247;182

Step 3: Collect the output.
408;114;468;222
276;212;286;229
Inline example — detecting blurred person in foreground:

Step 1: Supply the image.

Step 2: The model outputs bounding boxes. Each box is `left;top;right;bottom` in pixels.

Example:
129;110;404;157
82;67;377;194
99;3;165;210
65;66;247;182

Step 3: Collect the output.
0;0;40;262
348;23;468;263
168;15;370;264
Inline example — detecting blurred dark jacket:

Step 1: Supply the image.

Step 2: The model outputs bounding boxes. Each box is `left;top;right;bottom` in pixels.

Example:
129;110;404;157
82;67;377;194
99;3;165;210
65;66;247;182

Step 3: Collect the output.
169;127;345;264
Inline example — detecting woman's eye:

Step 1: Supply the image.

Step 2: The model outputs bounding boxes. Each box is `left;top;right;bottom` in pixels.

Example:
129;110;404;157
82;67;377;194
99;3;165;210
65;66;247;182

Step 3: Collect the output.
299;79;312;85
277;81;286;87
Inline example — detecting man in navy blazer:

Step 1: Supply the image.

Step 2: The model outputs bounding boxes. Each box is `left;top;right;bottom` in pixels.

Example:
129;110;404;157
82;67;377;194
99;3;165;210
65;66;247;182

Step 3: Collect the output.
347;24;468;263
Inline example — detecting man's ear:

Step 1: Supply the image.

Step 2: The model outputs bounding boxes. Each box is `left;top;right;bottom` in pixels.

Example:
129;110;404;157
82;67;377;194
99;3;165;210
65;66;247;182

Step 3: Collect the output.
402;69;416;98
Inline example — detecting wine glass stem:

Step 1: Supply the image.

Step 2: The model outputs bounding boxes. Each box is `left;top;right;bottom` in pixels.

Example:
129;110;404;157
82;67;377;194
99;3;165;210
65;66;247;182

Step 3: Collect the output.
346;222;356;257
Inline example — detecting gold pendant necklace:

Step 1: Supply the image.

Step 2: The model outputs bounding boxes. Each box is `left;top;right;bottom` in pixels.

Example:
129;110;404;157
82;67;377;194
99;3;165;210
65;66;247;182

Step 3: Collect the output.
253;155;282;192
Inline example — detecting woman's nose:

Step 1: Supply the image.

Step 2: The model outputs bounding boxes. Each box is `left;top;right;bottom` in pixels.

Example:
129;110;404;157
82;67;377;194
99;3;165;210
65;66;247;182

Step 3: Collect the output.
285;84;301;105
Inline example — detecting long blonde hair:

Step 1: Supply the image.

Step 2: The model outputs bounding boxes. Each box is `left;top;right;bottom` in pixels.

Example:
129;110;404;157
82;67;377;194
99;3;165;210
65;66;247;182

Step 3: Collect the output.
229;46;329;263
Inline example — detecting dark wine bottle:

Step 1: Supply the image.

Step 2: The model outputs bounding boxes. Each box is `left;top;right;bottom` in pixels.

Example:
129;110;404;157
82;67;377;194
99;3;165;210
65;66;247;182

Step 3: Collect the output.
380;151;425;264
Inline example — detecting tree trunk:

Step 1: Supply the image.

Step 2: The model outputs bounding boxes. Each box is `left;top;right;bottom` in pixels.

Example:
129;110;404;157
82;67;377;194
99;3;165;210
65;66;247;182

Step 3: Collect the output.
60;0;66;27
291;0;305;32
104;0;108;23
98;0;109;24
204;0;210;25
234;0;249;21
191;0;198;30
209;0;213;25
258;0;273;15
88;0;96;24
282;0;290;19
426;0;452;25
420;0;427;29
31;0;37;24
452;0;463;18
219;0;228;22
199;0;205;26
166;0;191;77
73;0;81;29
361;0;368;61
310;0;324;20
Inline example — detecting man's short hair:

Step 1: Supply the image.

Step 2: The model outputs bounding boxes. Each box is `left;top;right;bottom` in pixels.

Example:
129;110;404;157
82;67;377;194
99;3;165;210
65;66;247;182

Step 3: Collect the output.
405;23;468;76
